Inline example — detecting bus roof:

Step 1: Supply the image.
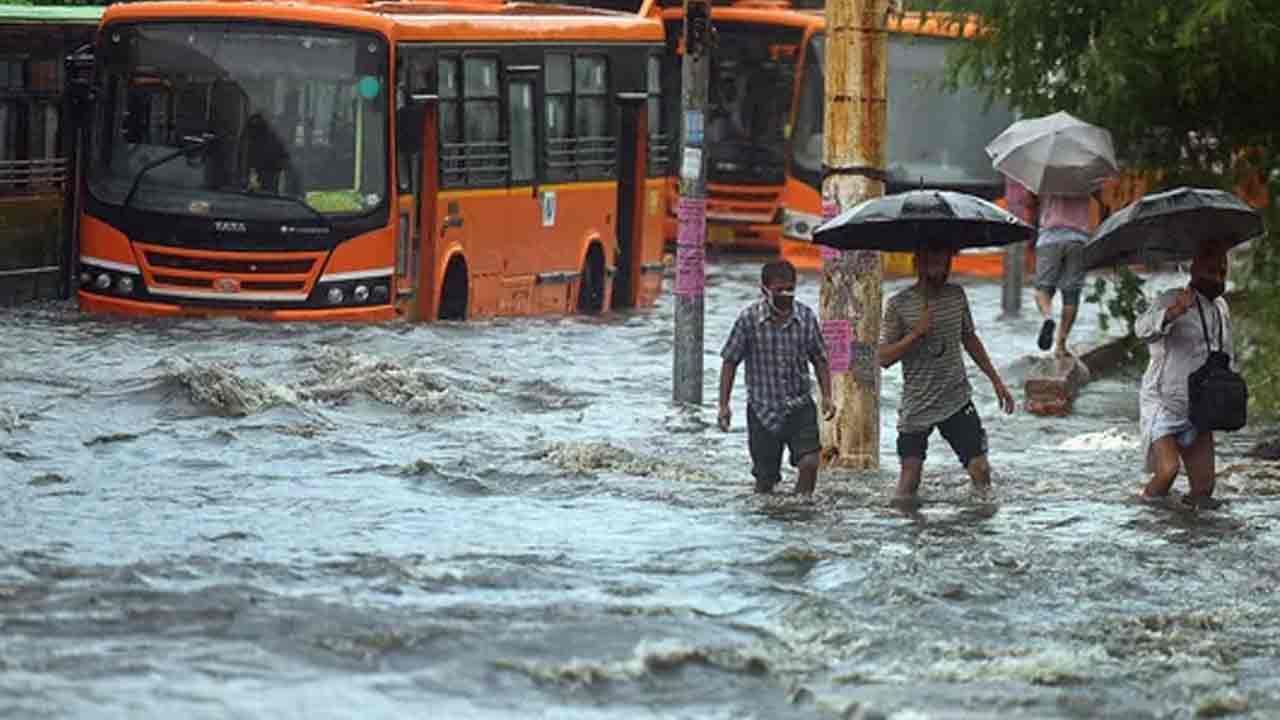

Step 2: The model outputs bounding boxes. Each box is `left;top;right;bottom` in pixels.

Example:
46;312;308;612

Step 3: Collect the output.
0;4;104;24
102;0;663;43
646;0;983;40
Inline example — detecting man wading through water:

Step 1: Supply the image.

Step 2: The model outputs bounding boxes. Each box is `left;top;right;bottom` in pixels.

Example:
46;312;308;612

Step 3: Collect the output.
879;244;1016;506
718;260;835;495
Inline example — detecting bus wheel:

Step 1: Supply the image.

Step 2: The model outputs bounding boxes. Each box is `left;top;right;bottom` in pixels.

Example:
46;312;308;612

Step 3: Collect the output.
577;245;605;315
439;257;468;321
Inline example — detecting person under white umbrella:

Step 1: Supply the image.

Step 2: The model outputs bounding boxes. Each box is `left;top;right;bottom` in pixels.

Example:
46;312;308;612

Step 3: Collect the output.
987;111;1119;357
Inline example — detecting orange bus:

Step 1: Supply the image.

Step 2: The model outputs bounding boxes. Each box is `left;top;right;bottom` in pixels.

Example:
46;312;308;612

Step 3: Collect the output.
67;0;668;321
645;1;1019;269
648;0;814;252
778;10;1021;275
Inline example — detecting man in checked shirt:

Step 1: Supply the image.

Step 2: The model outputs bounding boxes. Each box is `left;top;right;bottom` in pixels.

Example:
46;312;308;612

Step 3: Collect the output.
718;260;835;495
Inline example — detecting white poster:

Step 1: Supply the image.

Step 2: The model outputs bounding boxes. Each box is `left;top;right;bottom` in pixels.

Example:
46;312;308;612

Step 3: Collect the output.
680;147;702;182
541;191;557;227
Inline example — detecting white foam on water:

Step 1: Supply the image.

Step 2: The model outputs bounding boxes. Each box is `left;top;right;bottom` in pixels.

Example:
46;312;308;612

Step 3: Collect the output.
540;442;718;484
159;357;297;417
297;347;471;414
1058;427;1140;452
495;637;772;689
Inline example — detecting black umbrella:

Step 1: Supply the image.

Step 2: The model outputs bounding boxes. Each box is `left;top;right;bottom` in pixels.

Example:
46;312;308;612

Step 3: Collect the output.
811;189;1035;252
1082;186;1265;270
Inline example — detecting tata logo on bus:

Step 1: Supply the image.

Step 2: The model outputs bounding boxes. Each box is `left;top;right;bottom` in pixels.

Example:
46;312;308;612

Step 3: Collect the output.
212;277;242;294
214;221;247;233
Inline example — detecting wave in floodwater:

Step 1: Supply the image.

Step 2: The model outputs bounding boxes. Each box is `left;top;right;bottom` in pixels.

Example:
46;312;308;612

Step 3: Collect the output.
1;266;1278;719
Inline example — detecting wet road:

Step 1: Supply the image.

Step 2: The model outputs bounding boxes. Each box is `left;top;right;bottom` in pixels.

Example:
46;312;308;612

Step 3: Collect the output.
2;260;1278;719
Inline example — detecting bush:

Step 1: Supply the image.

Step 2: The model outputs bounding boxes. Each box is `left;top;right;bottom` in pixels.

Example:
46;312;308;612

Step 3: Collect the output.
1084;265;1150;338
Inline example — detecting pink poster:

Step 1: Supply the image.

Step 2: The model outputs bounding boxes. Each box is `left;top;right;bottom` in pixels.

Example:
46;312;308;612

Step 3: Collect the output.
675;197;706;296
676;197;706;247
822;319;851;373
821;199;839;222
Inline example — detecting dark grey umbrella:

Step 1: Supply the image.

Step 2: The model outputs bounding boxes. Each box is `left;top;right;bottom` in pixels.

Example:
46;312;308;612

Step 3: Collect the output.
811;189;1034;252
1081;187;1265;270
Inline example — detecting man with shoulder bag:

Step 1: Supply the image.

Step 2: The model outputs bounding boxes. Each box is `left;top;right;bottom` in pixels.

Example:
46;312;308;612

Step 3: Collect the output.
1134;239;1245;508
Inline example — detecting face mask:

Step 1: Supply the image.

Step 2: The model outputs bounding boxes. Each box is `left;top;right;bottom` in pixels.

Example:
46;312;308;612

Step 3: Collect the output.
762;286;795;314
1191;277;1225;300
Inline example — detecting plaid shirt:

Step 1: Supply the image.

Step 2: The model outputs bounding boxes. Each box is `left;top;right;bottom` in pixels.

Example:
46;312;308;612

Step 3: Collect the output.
721;299;827;432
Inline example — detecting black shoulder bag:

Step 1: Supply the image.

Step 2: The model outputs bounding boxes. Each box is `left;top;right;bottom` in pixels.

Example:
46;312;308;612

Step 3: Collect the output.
1187;297;1248;432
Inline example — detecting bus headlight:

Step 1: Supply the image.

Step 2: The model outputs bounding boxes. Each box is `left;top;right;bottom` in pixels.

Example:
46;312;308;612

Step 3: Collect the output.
313;275;392;307
94;273;111;290
116;276;135;294
781;209;822;242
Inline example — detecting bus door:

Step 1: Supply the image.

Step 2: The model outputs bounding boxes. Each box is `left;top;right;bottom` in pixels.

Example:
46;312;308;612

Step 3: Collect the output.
501;60;543;315
611;92;647;309
396;45;434;320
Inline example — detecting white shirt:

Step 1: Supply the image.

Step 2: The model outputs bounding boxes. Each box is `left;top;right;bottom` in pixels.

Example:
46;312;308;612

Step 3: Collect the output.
1135;287;1234;468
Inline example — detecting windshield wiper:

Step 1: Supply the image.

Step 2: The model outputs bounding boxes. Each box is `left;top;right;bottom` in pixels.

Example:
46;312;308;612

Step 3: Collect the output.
122;132;219;213
224;188;331;229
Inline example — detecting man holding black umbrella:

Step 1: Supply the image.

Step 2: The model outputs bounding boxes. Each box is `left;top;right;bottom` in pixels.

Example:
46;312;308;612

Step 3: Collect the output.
811;188;1034;505
879;243;1017;505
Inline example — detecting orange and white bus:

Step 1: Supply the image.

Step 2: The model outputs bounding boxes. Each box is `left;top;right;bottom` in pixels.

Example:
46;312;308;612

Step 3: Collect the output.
648;0;814;252
68;0;668;321
645;1;1020;270
779;10;1020;275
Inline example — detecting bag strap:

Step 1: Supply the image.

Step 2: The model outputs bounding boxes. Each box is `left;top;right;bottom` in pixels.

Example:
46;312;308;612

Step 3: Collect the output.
1193;293;1224;353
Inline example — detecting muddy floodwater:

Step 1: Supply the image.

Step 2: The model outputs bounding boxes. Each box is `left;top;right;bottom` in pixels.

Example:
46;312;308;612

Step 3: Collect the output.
2;260;1278;719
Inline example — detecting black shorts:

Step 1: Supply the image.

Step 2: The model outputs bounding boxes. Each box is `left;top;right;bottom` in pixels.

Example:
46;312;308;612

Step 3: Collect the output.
896;401;988;468
747;400;821;486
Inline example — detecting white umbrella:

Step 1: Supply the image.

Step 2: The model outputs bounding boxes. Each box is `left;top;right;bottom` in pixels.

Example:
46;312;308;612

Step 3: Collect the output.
985;111;1118;195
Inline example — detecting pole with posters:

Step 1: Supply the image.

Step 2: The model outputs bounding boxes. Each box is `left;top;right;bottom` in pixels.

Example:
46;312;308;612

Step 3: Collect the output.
673;0;712;405
819;0;890;469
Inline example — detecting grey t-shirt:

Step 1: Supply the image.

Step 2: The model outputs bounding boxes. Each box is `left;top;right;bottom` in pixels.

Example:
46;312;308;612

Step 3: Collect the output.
880;283;975;432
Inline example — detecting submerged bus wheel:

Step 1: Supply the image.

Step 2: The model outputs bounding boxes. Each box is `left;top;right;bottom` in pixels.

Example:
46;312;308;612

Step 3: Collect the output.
439;258;469;321
577;245;606;315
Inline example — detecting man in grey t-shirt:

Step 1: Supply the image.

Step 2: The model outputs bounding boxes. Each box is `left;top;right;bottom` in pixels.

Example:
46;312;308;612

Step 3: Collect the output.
878;245;1017;505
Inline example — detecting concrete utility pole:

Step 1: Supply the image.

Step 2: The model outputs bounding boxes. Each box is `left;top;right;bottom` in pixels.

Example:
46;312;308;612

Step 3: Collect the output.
1001;177;1029;318
819;0;889;470
673;0;712;405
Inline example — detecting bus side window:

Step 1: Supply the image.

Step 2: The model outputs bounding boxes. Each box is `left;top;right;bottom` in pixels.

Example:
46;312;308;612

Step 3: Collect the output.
461;56;503;186
437;56;463;187
573;54;611;180
646;53;667;177
507;79;534;185
544;53;572;182
396;47;432;194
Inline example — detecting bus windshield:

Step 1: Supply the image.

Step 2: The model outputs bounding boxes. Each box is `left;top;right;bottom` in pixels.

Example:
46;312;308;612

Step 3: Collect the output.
791;33;1016;193
89;22;388;220
673;20;801;186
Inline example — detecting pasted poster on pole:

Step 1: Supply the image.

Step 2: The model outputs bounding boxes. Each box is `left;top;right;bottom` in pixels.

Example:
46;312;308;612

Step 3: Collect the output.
675;197;706;296
819;198;842;264
851;340;877;387
821;319;851;373
856;249;881;273
680;147;703;183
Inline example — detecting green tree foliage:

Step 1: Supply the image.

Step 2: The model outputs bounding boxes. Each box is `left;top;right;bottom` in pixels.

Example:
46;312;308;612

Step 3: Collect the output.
933;0;1280;185
933;0;1280;417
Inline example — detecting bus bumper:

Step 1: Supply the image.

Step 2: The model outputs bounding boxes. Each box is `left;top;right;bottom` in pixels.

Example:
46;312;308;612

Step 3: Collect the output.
78;292;397;322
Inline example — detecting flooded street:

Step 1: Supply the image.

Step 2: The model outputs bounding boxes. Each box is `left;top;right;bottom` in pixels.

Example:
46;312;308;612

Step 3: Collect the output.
2;259;1278;719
